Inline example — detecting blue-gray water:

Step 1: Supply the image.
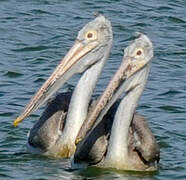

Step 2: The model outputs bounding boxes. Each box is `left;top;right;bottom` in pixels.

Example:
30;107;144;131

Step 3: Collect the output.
0;0;186;179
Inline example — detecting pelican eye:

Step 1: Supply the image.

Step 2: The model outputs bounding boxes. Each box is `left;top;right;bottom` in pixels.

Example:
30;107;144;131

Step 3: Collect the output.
137;50;142;56
87;33;93;38
85;30;97;40
135;48;143;57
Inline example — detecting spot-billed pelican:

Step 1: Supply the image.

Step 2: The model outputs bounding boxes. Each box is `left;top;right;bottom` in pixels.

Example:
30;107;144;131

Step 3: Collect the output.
14;14;113;158
73;33;160;171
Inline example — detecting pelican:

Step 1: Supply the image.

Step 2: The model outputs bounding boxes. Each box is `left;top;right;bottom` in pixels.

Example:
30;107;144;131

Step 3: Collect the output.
14;14;113;158
72;33;160;171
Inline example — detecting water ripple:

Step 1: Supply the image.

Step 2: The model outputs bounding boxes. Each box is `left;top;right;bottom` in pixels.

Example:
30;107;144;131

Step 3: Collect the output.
3;71;23;78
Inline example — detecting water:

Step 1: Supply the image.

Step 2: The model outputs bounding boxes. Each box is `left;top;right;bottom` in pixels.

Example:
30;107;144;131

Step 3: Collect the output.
0;0;186;179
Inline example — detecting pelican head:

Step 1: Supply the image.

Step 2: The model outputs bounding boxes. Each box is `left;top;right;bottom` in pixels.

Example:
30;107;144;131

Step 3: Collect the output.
122;32;153;79
14;14;112;127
